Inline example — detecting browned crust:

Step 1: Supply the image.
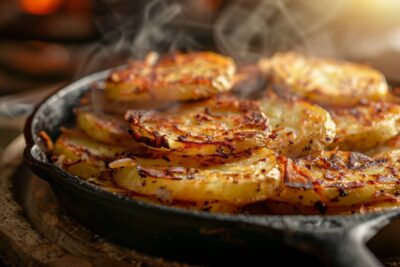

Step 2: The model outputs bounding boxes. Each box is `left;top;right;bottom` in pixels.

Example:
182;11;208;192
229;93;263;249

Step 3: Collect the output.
124;95;270;155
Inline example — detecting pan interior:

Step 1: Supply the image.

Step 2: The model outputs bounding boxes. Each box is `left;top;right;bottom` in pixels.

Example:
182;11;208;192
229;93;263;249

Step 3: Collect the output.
26;68;400;227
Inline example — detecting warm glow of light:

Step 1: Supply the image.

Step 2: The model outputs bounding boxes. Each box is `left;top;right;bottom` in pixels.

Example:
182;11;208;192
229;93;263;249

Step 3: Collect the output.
354;0;400;11
20;0;62;15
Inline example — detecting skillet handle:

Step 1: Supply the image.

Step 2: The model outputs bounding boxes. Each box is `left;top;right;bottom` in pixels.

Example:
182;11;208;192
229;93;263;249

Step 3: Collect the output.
302;230;382;267
284;215;398;267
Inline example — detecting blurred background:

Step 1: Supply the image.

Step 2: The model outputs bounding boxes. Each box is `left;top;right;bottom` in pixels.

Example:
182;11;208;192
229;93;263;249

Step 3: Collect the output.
1;0;400;148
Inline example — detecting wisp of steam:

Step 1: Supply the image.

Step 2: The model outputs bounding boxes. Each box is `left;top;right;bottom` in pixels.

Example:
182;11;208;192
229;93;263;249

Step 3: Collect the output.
77;0;346;77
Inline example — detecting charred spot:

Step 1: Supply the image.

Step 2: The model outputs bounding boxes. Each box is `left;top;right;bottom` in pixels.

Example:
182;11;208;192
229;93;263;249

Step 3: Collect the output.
338;188;348;197
328;154;346;170
330;196;339;203
137;168;147;178
314;201;328;214
348;152;374;170
313;156;340;171
313;179;323;186
255;184;262;192
152;131;170;149
269;131;278;140
202;207;211;212
216;145;233;158
177;135;187;141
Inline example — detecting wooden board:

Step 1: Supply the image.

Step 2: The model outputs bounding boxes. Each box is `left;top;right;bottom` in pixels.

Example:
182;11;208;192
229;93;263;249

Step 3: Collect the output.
0;135;190;267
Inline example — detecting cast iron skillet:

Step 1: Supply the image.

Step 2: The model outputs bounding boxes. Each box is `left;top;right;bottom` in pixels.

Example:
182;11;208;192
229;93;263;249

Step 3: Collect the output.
24;68;400;266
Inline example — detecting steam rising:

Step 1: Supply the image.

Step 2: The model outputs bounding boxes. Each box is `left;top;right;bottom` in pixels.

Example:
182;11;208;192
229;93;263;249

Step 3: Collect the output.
76;0;190;77
76;0;347;78
215;0;345;62
69;0;349;111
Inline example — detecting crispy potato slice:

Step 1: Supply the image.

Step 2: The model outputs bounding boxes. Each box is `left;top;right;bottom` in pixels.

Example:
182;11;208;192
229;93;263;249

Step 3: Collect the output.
125;95;271;156
367;134;400;157
276;151;400;213
53;130;127;179
105;51;235;103
260;93;335;157
112;148;282;204
269;52;388;107
373;136;400;169
328;101;400;151
76;109;142;149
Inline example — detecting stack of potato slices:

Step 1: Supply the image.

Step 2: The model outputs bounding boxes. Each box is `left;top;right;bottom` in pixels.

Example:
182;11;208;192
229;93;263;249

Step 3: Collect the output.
51;51;400;214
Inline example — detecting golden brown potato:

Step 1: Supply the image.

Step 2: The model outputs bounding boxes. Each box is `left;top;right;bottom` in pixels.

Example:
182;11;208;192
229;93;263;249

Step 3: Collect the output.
125;95;271;156
105;51;235;103
328;101;400;151
112;147;282;204
76;109;142;149
52;129;128;180
269;52;388;107
372;135;400;169
275;151;400;213
366;134;400;157
260;93;335;157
